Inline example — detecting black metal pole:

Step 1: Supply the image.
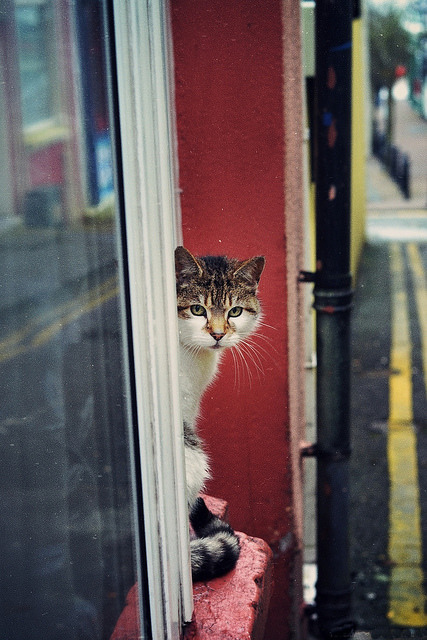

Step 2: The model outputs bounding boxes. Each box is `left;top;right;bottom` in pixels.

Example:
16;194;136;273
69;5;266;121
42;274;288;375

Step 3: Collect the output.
314;1;354;637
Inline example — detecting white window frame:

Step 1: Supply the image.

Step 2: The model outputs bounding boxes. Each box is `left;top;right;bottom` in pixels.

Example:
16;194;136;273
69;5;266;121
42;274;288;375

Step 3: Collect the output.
112;0;192;637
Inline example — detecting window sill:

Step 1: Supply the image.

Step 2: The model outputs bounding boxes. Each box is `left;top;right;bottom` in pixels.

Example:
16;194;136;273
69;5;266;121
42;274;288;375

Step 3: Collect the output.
111;497;273;640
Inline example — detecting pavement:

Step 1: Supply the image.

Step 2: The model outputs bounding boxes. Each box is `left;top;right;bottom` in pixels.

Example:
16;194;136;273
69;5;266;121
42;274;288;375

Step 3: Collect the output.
367;99;426;211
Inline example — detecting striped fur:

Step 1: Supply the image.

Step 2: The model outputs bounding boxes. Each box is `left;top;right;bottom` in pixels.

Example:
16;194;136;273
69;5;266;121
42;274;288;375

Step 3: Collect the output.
175;247;265;581
190;498;240;581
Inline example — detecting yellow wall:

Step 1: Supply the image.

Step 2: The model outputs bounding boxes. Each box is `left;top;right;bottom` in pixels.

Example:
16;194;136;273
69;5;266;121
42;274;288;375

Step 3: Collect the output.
304;17;367;282
305;18;366;278
351;17;367;279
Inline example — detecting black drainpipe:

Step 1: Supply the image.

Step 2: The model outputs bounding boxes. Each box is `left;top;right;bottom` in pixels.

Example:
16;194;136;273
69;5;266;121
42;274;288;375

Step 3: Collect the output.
300;1;355;637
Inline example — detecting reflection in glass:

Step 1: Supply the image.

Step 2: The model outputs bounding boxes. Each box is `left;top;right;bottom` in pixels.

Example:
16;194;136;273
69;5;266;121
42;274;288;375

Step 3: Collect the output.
0;1;141;638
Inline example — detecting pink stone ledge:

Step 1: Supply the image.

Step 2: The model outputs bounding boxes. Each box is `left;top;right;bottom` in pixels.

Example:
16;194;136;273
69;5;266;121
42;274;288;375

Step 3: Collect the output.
184;531;273;640
111;496;273;640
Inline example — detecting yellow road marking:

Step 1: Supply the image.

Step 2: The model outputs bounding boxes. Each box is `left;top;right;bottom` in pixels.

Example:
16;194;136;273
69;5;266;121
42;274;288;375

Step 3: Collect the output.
0;275;118;353
0;276;119;364
387;243;427;627
407;243;427;396
31;286;119;348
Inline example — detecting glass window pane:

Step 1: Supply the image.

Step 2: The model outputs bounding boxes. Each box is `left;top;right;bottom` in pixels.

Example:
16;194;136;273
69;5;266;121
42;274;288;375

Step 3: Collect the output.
16;4;53;126
0;1;146;638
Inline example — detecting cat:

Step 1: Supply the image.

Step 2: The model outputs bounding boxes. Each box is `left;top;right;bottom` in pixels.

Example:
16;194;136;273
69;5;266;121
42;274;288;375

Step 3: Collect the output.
175;246;265;581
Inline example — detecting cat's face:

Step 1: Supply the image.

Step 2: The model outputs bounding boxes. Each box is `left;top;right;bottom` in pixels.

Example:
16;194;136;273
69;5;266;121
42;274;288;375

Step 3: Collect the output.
175;247;265;352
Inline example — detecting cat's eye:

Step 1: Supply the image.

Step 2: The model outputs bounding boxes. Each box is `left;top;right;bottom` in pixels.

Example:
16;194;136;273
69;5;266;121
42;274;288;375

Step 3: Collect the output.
190;304;207;317
228;306;243;318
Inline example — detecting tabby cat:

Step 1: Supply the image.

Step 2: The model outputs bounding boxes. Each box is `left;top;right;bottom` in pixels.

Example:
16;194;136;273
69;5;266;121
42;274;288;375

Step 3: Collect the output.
175;246;265;581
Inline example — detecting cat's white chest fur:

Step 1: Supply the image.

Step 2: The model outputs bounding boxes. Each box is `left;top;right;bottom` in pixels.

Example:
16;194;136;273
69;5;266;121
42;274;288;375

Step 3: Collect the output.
179;344;222;504
179;345;221;426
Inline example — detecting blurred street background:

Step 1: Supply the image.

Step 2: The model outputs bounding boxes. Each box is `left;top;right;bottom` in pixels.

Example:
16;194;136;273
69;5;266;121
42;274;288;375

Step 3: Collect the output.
305;2;427;637
349;3;427;633
350;94;427;638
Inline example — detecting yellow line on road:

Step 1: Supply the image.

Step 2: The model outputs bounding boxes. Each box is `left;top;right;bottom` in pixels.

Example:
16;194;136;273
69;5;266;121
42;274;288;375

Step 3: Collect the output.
407;243;427;396
387;242;427;627
31;286;119;348
0;277;119;364
0;275;118;355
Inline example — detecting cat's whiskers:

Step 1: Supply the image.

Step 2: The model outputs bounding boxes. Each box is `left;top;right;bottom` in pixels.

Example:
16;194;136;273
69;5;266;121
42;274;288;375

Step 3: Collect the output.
232;342;255;388
248;334;276;359
184;342;203;359
239;343;255;388
227;322;278;388
256;319;278;332
251;329;280;356
238;340;265;380
230;347;242;391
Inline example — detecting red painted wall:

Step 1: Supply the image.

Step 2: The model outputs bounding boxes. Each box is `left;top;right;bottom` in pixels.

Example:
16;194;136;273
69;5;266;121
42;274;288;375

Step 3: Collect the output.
171;2;298;637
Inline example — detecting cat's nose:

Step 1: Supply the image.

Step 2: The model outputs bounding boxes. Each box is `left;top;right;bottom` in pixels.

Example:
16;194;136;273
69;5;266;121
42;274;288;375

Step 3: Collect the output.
211;332;225;342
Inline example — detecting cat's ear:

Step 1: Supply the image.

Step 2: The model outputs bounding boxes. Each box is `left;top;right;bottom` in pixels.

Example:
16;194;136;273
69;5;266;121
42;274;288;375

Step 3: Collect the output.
175;246;204;284
233;256;265;287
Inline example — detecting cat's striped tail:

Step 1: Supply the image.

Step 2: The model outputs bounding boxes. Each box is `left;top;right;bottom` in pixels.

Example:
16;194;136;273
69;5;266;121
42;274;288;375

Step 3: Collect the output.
189;497;240;582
